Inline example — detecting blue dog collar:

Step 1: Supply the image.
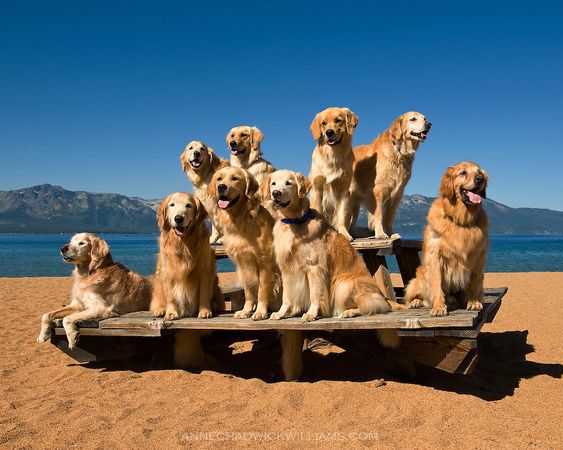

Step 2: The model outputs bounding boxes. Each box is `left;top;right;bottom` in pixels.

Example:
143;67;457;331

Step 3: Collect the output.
280;208;314;225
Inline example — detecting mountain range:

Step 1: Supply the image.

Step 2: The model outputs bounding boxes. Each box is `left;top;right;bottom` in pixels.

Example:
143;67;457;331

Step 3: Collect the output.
1;184;562;235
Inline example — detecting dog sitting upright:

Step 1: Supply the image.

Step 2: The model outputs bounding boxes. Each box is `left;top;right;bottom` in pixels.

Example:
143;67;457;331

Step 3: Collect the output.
37;233;152;349
180;140;229;244
208;166;281;320
226;125;275;185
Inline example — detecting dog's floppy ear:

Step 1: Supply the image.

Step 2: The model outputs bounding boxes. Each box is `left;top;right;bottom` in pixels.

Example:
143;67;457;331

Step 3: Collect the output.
225;128;235;147
244;170;259;198
389;114;404;140
250;126;264;154
295;172;312;198
260;174;272;201
207;172;219;198
480;168;488;199
157;195;171;231
192;196;208;227
439;166;457;200
343;108;359;135
88;235;110;273
180;148;189;173
208;147;222;171
310;112;322;141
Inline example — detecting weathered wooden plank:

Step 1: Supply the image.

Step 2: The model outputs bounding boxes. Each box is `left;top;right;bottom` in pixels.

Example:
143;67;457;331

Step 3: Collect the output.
53;327;161;337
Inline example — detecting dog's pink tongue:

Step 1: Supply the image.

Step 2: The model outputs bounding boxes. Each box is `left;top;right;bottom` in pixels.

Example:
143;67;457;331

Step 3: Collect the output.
467;191;483;204
218;199;230;209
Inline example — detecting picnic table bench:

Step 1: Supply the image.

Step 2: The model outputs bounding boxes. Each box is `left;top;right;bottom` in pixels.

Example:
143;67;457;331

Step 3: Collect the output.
49;236;507;378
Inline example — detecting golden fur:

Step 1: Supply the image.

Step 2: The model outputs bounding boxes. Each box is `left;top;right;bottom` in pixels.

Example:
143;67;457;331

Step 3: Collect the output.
262;170;400;379
404;162;489;316
151;192;224;321
350;111;431;239
180;140;229;244
227;126;275;185
208;166;281;320
37;233;152;349
308;107;358;241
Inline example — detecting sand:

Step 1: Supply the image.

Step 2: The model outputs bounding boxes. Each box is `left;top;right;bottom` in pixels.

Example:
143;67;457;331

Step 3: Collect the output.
1;272;562;449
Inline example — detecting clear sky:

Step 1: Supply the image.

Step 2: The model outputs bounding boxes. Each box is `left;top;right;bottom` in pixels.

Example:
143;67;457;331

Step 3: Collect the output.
1;1;562;210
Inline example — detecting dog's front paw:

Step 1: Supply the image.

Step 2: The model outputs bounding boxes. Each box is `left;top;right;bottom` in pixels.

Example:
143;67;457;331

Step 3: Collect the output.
36;332;50;343
466;300;483;311
431;305;448;317
338;228;354;241
409;299;424;309
339;309;361;318
251;310;268;321
198;308;212;319
374;230;389;240
301;312;317;322
151;307;166;318
164;310;179;320
269;312;284;320
234;309;252;319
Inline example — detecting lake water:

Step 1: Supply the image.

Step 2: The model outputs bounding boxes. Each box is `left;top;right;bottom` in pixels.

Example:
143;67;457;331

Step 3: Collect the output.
0;233;561;277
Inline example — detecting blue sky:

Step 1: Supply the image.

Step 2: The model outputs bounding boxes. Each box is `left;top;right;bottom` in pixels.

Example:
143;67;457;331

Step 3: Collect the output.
1;1;562;210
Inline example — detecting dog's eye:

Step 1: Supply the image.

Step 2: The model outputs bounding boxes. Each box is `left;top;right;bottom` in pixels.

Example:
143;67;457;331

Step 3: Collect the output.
240;134;248;138
321;121;327;126
285;181;291;185
410;117;417;121
169;203;175;207
334;118;342;123
79;241;86;246
217;177;223;181
272;181;276;186
186;203;192;208
459;171;467;177
232;176;239;181
200;147;205;151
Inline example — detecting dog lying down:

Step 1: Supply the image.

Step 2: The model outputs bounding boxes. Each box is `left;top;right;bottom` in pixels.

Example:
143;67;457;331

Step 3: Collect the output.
37;233;152;349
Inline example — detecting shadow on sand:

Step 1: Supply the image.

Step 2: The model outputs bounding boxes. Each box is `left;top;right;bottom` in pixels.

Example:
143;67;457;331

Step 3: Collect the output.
74;329;562;401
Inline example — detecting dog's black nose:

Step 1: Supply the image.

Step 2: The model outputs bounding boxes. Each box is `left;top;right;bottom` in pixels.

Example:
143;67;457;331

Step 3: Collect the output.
229;141;237;148
272;190;281;199
174;215;184;224
193;150;201;158
474;174;484;184
60;244;69;253
218;184;228;194
425;121;432;130
326;129;335;137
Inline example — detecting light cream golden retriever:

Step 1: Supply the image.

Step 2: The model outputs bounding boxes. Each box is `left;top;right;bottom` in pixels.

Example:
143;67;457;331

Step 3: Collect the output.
37;233;152;349
151;192;224;321
227;125;275;185
404;162;488;316
349;111;431;239
262;169;400;379
180;140;229;244
208;166;281;320
309;107;358;241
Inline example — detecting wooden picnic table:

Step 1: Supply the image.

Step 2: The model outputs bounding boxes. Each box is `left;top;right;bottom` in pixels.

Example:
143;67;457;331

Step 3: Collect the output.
48;236;508;379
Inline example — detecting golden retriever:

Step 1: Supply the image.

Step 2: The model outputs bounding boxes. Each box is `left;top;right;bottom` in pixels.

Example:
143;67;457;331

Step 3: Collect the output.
227;125;275;185
309;107;358;241
151;192;224;320
208;166;281;320
349;111;431;239
262;170;400;378
180;140;229;244
37;233;152;349
404;162;489;316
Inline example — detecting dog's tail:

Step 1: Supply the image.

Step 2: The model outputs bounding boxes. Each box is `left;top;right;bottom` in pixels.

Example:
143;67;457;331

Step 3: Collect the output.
173;330;206;369
280;331;305;381
403;274;422;306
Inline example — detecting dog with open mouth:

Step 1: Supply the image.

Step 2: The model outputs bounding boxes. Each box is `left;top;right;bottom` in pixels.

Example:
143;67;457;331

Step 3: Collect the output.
261;169;401;380
37;233;152;349
404;162;489;316
181;140;229;244
226;125;275;185
349;111;432;239
308;107;359;241
151;192;224;321
208;166;281;320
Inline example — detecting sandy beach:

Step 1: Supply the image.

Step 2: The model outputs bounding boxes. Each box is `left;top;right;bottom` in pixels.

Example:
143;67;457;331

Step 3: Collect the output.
1;272;562;449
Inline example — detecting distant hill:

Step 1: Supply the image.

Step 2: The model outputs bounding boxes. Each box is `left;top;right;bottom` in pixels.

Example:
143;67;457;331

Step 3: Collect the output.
1;184;562;234
0;184;158;233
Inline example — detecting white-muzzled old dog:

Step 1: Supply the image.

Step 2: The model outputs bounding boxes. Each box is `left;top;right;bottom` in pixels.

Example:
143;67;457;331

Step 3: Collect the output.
37;233;152;349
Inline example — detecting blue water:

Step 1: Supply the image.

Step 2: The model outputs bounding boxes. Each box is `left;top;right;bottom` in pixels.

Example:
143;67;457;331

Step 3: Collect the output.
0;234;561;277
